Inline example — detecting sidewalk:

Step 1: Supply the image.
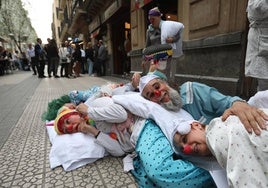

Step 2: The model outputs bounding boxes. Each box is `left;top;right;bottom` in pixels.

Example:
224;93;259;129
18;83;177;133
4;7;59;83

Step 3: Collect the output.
0;71;137;187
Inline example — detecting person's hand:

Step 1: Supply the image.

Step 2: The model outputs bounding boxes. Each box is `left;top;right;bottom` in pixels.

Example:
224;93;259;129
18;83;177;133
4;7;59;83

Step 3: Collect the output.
222;101;268;135
148;64;157;72
166;37;173;43
76;103;89;116
78;120;89;133
78;121;100;136
131;72;141;89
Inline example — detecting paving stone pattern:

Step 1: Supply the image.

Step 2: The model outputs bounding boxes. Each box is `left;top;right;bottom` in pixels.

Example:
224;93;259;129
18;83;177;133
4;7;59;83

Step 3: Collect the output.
0;72;137;188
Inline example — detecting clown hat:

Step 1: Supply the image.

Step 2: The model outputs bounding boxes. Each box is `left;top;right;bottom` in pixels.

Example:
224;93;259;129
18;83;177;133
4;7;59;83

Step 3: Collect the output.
138;74;159;94
54;106;79;134
148;7;162;17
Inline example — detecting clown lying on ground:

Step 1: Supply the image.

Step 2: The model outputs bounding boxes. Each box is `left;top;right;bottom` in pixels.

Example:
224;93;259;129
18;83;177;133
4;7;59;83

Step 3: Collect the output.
53;96;217;187
173;109;268;187
113;92;268;187
43;72;268;187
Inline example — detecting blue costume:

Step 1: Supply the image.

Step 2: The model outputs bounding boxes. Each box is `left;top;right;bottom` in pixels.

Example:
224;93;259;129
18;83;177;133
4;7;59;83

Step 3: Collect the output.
66;81;242;187
131;82;242;187
180;82;241;124
132;120;216;188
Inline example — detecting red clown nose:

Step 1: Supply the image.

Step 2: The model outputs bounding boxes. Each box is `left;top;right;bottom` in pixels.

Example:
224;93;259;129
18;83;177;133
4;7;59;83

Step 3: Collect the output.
183;145;192;155
154;90;161;97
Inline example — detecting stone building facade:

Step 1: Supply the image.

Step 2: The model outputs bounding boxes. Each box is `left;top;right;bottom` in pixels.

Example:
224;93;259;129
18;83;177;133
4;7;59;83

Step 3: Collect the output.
52;0;253;97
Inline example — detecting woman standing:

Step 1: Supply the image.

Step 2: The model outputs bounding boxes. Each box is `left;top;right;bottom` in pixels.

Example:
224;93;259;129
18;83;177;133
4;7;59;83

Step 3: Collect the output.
85;42;95;76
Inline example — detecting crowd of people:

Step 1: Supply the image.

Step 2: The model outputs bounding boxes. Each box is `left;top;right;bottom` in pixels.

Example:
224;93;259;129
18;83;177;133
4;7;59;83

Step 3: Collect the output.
0;45;31;76
40;3;268;188
0;37;109;78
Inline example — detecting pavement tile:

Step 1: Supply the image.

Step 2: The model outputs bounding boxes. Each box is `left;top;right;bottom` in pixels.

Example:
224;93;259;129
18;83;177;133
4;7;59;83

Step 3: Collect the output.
0;72;138;187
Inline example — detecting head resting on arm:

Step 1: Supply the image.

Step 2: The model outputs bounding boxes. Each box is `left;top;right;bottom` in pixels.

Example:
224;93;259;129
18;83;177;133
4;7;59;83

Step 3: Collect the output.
139;74;182;111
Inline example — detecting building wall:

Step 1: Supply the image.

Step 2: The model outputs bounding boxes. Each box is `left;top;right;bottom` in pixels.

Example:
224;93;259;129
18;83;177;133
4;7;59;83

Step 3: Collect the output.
182;0;248;40
129;0;250;96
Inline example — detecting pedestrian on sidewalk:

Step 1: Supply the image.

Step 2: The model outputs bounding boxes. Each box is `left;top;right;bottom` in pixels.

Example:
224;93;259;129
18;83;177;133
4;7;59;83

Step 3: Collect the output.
45;39;60;78
85;42;95;76
27;43;38;75
34;38;46;78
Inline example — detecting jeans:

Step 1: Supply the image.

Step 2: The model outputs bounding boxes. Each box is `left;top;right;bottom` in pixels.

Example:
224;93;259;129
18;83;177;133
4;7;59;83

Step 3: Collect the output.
87;58;94;76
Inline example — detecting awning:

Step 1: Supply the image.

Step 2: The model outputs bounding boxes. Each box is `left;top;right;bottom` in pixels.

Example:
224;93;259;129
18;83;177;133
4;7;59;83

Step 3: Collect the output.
135;0;153;9
91;28;100;38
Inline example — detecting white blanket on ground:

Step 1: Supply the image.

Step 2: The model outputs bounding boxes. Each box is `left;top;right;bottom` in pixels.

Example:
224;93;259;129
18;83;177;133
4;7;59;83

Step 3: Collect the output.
46;121;106;171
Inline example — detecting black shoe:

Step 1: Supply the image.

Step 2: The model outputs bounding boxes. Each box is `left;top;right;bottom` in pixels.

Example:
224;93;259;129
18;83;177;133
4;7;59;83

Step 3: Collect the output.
33;73;37;75
54;75;60;78
48;75;52;78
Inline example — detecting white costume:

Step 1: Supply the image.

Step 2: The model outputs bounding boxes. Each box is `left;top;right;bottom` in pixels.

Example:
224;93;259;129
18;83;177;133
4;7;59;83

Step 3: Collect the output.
207;109;268;187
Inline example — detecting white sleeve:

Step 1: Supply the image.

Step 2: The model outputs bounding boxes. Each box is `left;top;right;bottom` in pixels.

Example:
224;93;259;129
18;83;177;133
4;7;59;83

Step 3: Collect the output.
96;132;125;157
112;93;152;119
113;93;194;149
87;103;128;123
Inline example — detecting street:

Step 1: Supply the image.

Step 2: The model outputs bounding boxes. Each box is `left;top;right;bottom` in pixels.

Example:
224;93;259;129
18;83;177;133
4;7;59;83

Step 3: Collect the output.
0;70;137;187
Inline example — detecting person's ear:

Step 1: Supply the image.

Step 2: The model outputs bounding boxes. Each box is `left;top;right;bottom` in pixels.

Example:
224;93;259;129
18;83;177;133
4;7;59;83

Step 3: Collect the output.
191;121;203;130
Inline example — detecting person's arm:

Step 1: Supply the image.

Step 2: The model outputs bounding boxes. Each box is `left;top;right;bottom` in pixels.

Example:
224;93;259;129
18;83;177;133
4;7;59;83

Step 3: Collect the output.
166;29;181;43
79;120;125;156
119;72;141;91
76;102;128;123
96;132;125;156
163;21;184;44
181;81;268;135
222;101;268;135
180;81;240;121
145;29;151;47
88;103;128;123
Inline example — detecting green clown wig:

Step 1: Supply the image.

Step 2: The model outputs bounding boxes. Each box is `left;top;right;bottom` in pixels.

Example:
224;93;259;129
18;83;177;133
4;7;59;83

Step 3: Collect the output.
42;95;71;121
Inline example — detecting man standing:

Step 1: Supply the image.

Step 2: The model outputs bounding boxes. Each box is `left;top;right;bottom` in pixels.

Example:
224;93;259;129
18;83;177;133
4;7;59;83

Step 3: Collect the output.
45;39;60;78
27;43;38;75
145;7;184;82
35;38;46;78
44;38;52;77
80;44;86;74
97;40;108;76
